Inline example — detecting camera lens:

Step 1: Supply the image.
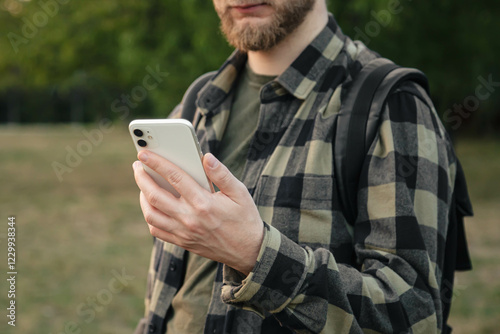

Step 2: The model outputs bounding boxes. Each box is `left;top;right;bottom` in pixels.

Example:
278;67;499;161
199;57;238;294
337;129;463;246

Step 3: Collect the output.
137;139;147;147
134;129;144;137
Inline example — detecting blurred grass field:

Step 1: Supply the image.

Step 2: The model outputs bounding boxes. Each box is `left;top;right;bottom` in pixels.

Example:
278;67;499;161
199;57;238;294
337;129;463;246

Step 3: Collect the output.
0;124;499;334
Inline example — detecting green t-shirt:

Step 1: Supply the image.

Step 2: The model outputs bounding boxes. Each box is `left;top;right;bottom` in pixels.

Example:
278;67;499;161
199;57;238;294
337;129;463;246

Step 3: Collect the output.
217;63;277;180
165;64;275;334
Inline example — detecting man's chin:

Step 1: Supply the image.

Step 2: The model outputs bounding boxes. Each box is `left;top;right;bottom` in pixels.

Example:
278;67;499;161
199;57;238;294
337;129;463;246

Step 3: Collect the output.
230;31;285;52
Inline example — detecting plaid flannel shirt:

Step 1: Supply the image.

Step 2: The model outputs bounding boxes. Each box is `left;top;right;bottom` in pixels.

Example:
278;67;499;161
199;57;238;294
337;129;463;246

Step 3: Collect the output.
135;14;456;334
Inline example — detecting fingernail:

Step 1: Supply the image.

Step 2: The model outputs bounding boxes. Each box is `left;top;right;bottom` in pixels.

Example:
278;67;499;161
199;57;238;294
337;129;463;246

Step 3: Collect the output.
206;153;219;168
133;161;141;170
138;151;149;162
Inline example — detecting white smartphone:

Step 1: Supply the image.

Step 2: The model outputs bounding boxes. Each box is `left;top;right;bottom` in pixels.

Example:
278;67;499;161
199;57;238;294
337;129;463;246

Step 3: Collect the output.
129;119;213;197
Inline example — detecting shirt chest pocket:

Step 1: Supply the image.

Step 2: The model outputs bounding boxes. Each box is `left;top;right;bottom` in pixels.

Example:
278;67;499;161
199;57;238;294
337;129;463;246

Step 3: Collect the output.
254;175;335;245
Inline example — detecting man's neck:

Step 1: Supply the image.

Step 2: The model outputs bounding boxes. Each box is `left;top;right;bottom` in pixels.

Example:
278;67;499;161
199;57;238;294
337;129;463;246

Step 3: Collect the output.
247;1;328;76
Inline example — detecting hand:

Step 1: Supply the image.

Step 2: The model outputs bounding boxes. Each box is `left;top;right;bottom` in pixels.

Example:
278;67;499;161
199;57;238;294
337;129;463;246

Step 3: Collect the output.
132;151;264;275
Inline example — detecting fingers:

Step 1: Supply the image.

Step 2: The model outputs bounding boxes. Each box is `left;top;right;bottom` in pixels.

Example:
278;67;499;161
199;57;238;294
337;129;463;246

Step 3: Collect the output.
133;160;178;214
139;191;170;232
139;191;180;243
133;156;208;236
138;150;208;201
202;153;248;201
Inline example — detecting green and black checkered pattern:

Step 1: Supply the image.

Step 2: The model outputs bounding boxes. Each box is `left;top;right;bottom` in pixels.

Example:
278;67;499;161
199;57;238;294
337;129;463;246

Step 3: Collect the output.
135;14;457;334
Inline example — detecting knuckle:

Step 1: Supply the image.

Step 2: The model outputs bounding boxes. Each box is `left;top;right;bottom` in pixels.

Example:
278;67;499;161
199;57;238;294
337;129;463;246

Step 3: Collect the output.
192;196;210;215
220;168;233;184
143;208;156;226
166;169;183;187
179;233;197;249
146;190;161;207
183;217;200;234
174;228;193;247
149;225;161;238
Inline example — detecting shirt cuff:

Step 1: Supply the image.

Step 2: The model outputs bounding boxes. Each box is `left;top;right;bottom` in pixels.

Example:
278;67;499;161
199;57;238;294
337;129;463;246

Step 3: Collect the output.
221;222;308;316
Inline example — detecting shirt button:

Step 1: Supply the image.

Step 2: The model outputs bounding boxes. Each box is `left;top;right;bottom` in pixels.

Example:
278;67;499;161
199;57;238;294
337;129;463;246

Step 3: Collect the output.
148;323;156;333
169;262;177;272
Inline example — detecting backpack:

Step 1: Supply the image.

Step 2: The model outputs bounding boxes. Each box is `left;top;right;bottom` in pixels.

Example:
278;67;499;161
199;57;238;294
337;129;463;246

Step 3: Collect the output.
178;58;473;334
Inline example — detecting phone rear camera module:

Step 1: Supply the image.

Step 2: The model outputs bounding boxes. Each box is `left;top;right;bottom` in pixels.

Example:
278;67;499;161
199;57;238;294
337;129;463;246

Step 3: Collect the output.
137;139;147;147
134;129;144;137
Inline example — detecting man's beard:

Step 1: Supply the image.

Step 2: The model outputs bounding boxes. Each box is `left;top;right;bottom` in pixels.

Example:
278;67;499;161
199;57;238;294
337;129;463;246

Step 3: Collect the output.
216;0;315;52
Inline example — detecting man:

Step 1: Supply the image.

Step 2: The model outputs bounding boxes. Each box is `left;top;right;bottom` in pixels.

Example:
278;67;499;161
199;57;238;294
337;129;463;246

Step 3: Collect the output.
133;0;456;333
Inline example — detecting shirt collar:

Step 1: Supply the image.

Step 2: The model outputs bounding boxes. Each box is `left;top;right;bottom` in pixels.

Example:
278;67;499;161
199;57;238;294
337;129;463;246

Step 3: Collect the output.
198;13;346;112
277;14;346;99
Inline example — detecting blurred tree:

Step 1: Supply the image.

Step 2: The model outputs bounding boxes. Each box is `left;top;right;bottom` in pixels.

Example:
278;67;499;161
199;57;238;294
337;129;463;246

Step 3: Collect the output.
0;0;498;135
328;0;500;135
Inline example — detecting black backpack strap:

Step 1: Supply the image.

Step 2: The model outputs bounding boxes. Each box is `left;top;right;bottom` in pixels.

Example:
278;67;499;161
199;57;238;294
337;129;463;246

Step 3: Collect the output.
335;57;429;224
179;71;217;126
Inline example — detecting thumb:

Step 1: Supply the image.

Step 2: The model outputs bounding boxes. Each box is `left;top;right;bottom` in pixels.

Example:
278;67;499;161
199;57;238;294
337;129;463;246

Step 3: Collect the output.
203;153;245;199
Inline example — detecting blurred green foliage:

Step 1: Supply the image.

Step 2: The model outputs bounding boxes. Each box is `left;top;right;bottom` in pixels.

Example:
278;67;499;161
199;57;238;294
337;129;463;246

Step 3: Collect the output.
0;0;499;134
